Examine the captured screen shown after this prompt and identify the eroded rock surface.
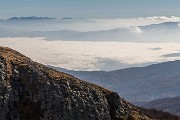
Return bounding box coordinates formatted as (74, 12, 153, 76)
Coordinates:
(0, 47, 149, 120)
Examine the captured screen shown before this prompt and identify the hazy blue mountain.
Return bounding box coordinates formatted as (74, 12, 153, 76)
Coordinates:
(140, 22, 180, 30)
(5, 16, 56, 21)
(136, 96, 180, 116)
(162, 53, 180, 58)
(61, 17, 73, 19)
(49, 60, 180, 102)
(0, 18, 180, 42)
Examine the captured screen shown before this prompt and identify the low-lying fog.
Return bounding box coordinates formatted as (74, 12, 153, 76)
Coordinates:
(0, 16, 180, 70)
(1, 38, 180, 71)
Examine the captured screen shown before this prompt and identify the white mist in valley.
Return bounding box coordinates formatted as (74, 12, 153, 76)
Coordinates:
(1, 37, 180, 71)
(0, 16, 180, 70)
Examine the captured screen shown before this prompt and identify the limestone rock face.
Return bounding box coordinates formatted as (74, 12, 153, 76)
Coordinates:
(0, 47, 149, 120)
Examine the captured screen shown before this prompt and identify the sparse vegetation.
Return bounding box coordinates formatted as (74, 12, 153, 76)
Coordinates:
(139, 107, 180, 120)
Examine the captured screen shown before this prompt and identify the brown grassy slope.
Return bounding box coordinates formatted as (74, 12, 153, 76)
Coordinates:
(138, 105, 180, 120)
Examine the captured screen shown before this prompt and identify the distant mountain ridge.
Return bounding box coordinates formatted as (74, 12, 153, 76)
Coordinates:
(50, 60, 180, 102)
(6, 16, 56, 21)
(137, 96, 180, 116)
(0, 20, 179, 42)
(140, 22, 180, 30)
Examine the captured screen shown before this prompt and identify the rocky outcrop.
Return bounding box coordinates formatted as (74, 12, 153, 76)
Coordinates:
(0, 47, 149, 120)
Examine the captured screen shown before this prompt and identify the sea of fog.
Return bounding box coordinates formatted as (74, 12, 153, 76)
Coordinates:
(0, 16, 180, 70)
(1, 38, 180, 71)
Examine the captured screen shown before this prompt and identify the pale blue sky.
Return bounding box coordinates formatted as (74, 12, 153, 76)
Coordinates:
(0, 0, 180, 19)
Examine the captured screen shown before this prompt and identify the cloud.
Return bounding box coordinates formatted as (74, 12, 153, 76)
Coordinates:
(129, 26, 143, 34)
(143, 16, 180, 21)
(178, 23, 180, 27)
(1, 38, 180, 71)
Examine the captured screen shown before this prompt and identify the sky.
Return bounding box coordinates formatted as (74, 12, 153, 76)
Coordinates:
(0, 0, 180, 19)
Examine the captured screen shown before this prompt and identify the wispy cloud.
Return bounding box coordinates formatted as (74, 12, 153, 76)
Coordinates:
(143, 16, 180, 21)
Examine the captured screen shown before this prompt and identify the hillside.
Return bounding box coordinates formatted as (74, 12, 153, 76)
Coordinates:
(51, 60, 180, 102)
(137, 96, 180, 116)
(139, 107, 180, 120)
(0, 47, 149, 120)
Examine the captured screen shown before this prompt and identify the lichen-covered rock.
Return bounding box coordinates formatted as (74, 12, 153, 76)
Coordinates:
(0, 47, 150, 120)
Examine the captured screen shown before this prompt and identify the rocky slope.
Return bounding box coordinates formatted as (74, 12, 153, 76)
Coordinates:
(0, 47, 149, 120)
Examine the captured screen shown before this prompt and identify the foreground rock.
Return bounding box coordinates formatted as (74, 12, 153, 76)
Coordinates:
(0, 47, 149, 120)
